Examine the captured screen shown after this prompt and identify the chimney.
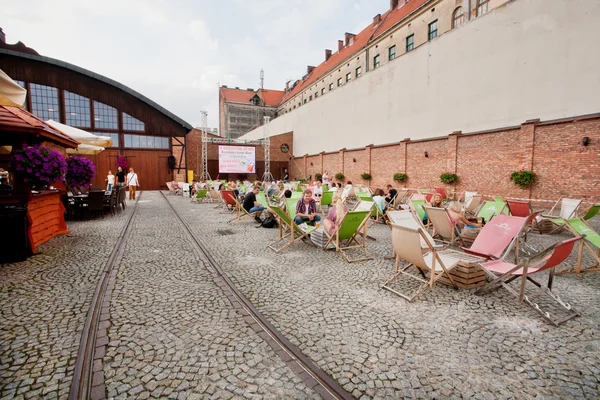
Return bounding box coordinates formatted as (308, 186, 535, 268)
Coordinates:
(390, 0, 399, 9)
(344, 32, 356, 46)
(235, 86, 239, 89)
(222, 85, 227, 88)
(285, 81, 290, 91)
(325, 49, 332, 61)
(338, 40, 343, 51)
(307, 65, 316, 75)
(373, 14, 381, 26)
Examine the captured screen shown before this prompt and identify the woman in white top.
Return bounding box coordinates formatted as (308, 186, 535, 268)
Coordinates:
(322, 170, 329, 186)
(105, 170, 115, 191)
(126, 168, 140, 200)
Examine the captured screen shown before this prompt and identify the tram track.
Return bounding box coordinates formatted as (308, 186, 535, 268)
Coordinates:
(159, 192, 352, 400)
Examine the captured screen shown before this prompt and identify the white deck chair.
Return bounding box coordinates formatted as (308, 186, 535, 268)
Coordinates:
(464, 194, 482, 216)
(542, 198, 583, 234)
(382, 224, 484, 302)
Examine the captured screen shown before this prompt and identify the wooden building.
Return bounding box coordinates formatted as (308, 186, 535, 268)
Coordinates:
(0, 34, 192, 190)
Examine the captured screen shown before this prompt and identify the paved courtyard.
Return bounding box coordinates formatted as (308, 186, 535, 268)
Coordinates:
(1, 191, 599, 399)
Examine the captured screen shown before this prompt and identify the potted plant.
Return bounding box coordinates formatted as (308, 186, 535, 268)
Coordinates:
(66, 156, 96, 188)
(361, 172, 372, 181)
(440, 173, 458, 184)
(510, 170, 536, 189)
(117, 156, 129, 171)
(11, 145, 67, 189)
(315, 173, 323, 181)
(393, 172, 408, 183)
(335, 172, 345, 181)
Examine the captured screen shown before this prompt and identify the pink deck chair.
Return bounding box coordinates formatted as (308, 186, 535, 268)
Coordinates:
(434, 187, 448, 200)
(476, 236, 583, 326)
(507, 200, 531, 217)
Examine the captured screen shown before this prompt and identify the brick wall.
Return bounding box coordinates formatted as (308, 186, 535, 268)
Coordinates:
(289, 114, 600, 202)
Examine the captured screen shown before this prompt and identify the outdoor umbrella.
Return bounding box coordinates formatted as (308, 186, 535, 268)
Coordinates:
(46, 119, 113, 148)
(66, 143, 105, 155)
(0, 69, 27, 107)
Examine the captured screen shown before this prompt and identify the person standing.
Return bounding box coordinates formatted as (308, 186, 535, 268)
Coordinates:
(106, 170, 115, 191)
(116, 167, 126, 187)
(322, 170, 329, 187)
(126, 167, 140, 200)
(283, 168, 289, 183)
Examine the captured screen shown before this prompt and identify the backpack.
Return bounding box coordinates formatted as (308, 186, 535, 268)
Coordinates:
(260, 215, 278, 228)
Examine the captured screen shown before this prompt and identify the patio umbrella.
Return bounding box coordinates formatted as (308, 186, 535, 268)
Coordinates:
(66, 143, 105, 155)
(45, 119, 113, 147)
(0, 69, 27, 108)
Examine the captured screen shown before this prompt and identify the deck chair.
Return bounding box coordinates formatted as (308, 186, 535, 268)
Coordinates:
(382, 224, 484, 302)
(285, 198, 318, 238)
(256, 192, 269, 208)
(229, 195, 253, 223)
(409, 199, 427, 224)
(542, 198, 582, 234)
(387, 210, 444, 255)
(461, 214, 528, 261)
(434, 187, 448, 200)
(581, 203, 600, 221)
(476, 237, 583, 326)
(220, 190, 237, 213)
(392, 189, 410, 209)
(464, 195, 482, 216)
(424, 206, 465, 246)
(493, 196, 504, 202)
(193, 189, 207, 203)
(319, 191, 334, 214)
(323, 210, 372, 263)
(476, 200, 508, 223)
(166, 182, 176, 195)
(559, 219, 600, 276)
(267, 204, 316, 252)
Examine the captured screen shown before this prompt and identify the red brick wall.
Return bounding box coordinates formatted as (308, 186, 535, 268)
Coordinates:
(289, 115, 600, 202)
(306, 154, 322, 180)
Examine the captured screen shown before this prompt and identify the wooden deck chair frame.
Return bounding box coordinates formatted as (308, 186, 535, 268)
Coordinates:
(475, 237, 583, 326)
(393, 189, 410, 209)
(166, 182, 177, 195)
(323, 210, 372, 263)
(267, 204, 315, 252)
(385, 210, 445, 259)
(229, 195, 255, 223)
(424, 206, 465, 247)
(464, 195, 482, 216)
(542, 198, 582, 234)
(559, 218, 600, 276)
(382, 224, 484, 302)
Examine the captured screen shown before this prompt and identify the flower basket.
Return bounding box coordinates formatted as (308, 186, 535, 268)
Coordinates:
(11, 145, 67, 189)
(335, 172, 345, 181)
(315, 173, 323, 181)
(361, 173, 372, 181)
(66, 156, 96, 188)
(117, 156, 129, 171)
(510, 170, 536, 189)
(393, 172, 408, 183)
(440, 173, 458, 184)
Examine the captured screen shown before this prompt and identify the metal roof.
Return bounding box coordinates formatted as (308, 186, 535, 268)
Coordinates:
(0, 48, 193, 131)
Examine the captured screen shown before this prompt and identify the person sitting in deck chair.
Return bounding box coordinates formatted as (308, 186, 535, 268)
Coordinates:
(427, 193, 444, 208)
(190, 180, 198, 197)
(324, 193, 347, 235)
(372, 189, 387, 214)
(384, 184, 397, 205)
(295, 188, 321, 226)
(447, 201, 472, 232)
(243, 186, 265, 223)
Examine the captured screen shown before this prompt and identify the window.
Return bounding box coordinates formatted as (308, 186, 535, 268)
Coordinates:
(14, 80, 27, 109)
(406, 34, 414, 52)
(123, 134, 169, 149)
(123, 112, 145, 131)
(373, 54, 380, 69)
(476, 0, 489, 16)
(356, 66, 362, 78)
(314, 92, 318, 99)
(453, 7, 466, 28)
(64, 91, 91, 128)
(93, 101, 118, 130)
(329, 83, 334, 91)
(30, 83, 59, 121)
(303, 99, 307, 104)
(388, 45, 396, 61)
(321, 88, 325, 95)
(428, 20, 438, 40)
(309, 95, 313, 101)
(95, 132, 119, 148)
(337, 78, 342, 87)
(346, 73, 351, 83)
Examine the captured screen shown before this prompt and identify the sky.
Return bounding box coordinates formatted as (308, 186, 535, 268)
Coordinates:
(3, 0, 387, 129)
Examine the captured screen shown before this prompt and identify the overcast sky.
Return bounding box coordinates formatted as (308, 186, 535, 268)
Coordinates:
(3, 0, 386, 128)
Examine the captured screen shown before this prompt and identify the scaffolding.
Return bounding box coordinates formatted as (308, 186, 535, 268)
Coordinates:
(200, 113, 273, 181)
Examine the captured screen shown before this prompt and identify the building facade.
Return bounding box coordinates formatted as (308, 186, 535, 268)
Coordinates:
(0, 31, 192, 190)
(218, 86, 284, 139)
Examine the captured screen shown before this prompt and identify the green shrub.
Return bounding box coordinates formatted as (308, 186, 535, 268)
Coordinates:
(335, 172, 345, 181)
(440, 173, 458, 184)
(315, 173, 323, 181)
(361, 172, 372, 180)
(393, 172, 408, 183)
(510, 170, 536, 189)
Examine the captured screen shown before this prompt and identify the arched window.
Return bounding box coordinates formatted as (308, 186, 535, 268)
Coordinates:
(452, 7, 466, 28)
(476, 0, 490, 17)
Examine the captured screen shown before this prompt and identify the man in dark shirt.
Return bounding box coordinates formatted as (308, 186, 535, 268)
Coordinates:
(116, 167, 126, 187)
(385, 184, 397, 204)
(243, 186, 265, 223)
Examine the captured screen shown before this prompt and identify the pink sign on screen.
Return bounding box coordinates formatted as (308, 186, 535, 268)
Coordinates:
(218, 145, 256, 173)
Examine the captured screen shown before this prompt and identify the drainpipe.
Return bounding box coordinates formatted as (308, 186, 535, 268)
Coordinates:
(468, 0, 472, 20)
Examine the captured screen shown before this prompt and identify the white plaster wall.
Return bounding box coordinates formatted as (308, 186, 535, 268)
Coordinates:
(240, 0, 600, 156)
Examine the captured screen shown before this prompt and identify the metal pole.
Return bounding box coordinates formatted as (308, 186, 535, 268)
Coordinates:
(261, 116, 273, 183)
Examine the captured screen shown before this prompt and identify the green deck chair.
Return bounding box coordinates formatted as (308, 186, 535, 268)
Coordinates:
(410, 199, 427, 223)
(194, 189, 207, 203)
(267, 204, 315, 252)
(582, 203, 600, 221)
(558, 218, 600, 276)
(290, 191, 303, 199)
(358, 193, 373, 202)
(323, 210, 373, 262)
(476, 201, 508, 222)
(320, 190, 334, 214)
(256, 192, 269, 208)
(493, 196, 504, 202)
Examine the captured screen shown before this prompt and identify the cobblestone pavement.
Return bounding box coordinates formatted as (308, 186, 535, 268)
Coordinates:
(102, 193, 317, 399)
(171, 195, 600, 399)
(0, 209, 132, 400)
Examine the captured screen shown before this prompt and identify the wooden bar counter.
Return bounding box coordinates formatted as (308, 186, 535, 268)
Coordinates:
(27, 191, 69, 254)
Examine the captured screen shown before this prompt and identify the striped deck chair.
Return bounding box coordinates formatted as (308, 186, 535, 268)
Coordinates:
(559, 218, 600, 276)
(476, 237, 583, 326)
(382, 223, 484, 302)
(323, 209, 372, 263)
(424, 206, 465, 247)
(476, 200, 508, 223)
(267, 204, 316, 252)
(542, 198, 582, 234)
